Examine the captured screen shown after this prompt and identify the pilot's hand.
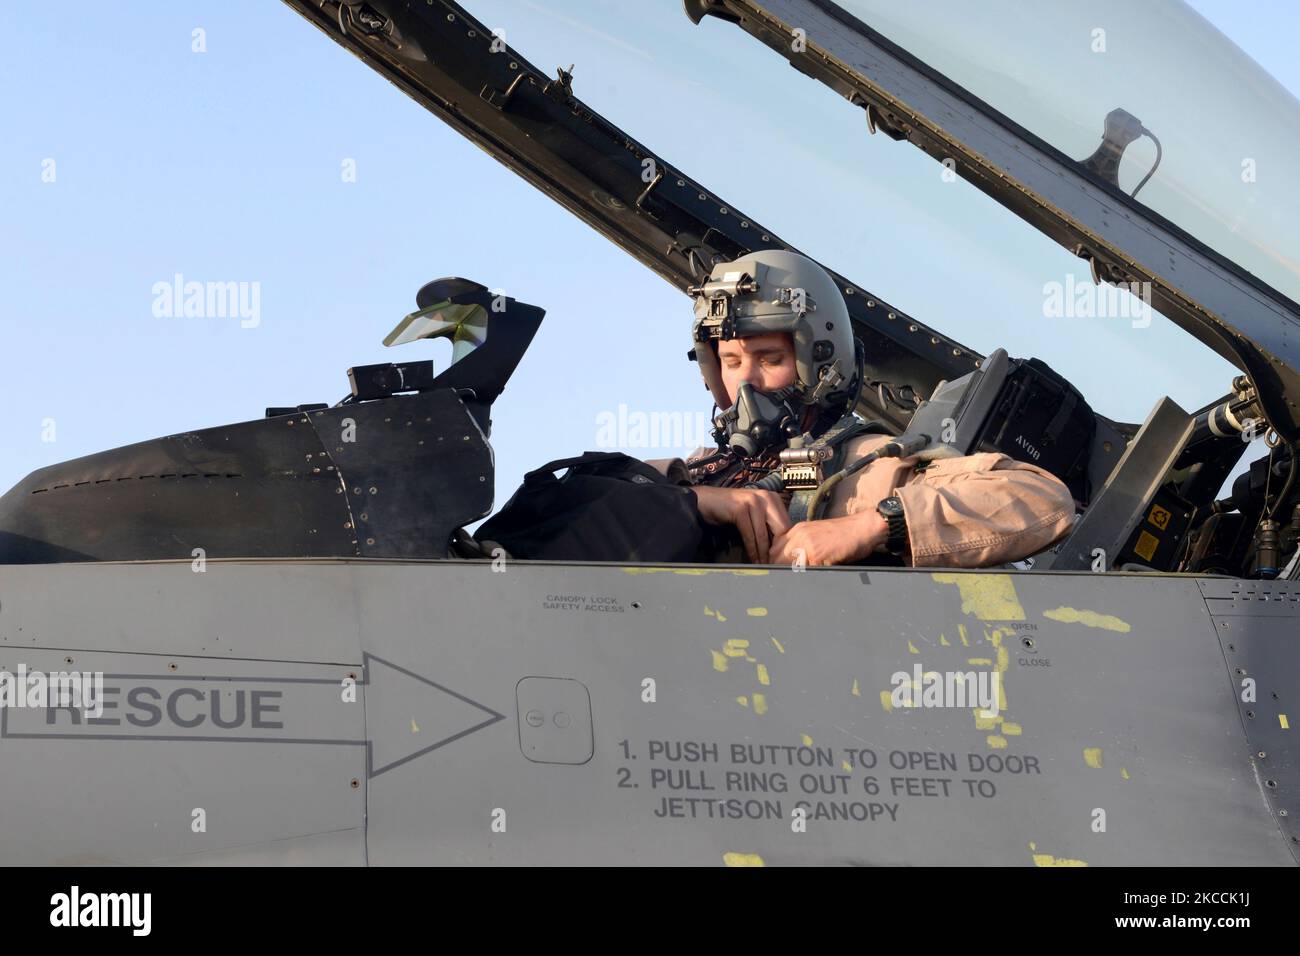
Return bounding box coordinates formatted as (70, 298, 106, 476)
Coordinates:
(690, 485, 792, 564)
(770, 512, 889, 567)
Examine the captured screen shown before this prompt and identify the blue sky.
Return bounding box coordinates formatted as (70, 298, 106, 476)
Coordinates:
(2, 0, 1296, 514)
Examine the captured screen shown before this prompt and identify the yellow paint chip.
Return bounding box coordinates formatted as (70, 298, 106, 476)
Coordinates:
(756, 663, 771, 686)
(770, 637, 785, 653)
(932, 572, 1026, 621)
(711, 650, 728, 672)
(879, 690, 894, 713)
(851, 678, 860, 697)
(1002, 722, 1022, 736)
(723, 638, 750, 657)
(1043, 606, 1131, 633)
(410, 718, 420, 734)
(753, 693, 768, 715)
(704, 606, 728, 622)
(801, 734, 813, 747)
(842, 760, 852, 772)
(736, 696, 749, 708)
(723, 852, 765, 867)
(958, 624, 970, 646)
(939, 634, 951, 646)
(1120, 767, 1131, 780)
(967, 657, 993, 666)
(908, 640, 920, 654)
(746, 607, 768, 617)
(1281, 714, 1291, 730)
(1083, 747, 1104, 769)
(973, 708, 1003, 730)
(986, 734, 1008, 749)
(1033, 853, 1088, 867)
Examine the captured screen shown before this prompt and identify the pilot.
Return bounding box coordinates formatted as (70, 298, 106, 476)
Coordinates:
(647, 249, 1077, 567)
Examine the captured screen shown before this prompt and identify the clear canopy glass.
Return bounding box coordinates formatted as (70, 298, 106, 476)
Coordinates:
(830, 0, 1300, 305)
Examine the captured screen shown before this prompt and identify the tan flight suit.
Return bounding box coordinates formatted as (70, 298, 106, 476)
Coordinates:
(648, 431, 1077, 568)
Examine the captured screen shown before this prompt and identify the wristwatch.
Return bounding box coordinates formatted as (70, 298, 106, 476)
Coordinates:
(876, 496, 909, 557)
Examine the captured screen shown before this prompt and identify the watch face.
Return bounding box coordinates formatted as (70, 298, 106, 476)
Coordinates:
(878, 496, 904, 517)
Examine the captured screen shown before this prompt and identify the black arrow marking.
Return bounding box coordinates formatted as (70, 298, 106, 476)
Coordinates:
(0, 652, 504, 779)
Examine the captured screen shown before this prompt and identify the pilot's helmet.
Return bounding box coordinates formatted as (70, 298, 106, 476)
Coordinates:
(689, 249, 860, 420)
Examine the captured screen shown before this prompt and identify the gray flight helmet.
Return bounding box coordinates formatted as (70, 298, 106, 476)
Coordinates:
(689, 250, 860, 417)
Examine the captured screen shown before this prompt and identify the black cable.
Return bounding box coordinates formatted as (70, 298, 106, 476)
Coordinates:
(1267, 441, 1297, 519)
(804, 450, 883, 518)
(1131, 129, 1162, 199)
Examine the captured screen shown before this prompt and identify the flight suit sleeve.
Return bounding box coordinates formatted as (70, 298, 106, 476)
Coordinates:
(828, 435, 1077, 568)
(644, 446, 715, 486)
(643, 456, 693, 485)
